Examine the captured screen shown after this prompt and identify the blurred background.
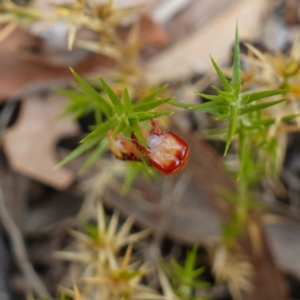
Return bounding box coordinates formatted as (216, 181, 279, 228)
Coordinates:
(0, 0, 300, 299)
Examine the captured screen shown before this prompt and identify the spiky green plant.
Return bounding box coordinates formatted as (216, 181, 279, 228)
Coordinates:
(55, 70, 173, 180)
(171, 26, 296, 246)
(173, 28, 289, 155)
(161, 245, 208, 300)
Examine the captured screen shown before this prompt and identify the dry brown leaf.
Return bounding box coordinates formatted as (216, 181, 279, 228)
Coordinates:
(0, 48, 101, 101)
(0, 25, 41, 52)
(0, 26, 106, 101)
(138, 12, 168, 47)
(145, 0, 271, 84)
(3, 93, 80, 190)
(0, 14, 168, 100)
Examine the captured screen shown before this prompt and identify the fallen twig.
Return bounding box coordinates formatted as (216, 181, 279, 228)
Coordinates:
(0, 184, 52, 298)
(0, 233, 10, 300)
(0, 89, 53, 298)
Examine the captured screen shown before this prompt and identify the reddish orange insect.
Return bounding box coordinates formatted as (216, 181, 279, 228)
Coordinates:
(108, 120, 189, 175)
(107, 129, 141, 161)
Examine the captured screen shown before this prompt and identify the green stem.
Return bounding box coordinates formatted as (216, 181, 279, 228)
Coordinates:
(237, 124, 246, 181)
(224, 105, 238, 155)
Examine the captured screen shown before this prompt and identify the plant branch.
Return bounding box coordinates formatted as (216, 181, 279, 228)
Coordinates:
(0, 184, 52, 298)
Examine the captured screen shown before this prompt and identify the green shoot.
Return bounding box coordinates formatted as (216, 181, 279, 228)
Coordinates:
(161, 245, 208, 300)
(171, 26, 290, 157)
(56, 71, 173, 176)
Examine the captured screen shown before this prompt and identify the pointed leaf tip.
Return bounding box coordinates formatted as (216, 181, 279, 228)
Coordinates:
(123, 87, 132, 112)
(232, 24, 241, 97)
(210, 56, 233, 93)
(99, 77, 124, 114)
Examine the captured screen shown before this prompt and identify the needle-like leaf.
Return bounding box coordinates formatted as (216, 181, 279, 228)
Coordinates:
(123, 87, 132, 112)
(282, 113, 300, 122)
(55, 136, 100, 169)
(111, 119, 127, 137)
(82, 117, 116, 141)
(211, 86, 233, 102)
(241, 89, 290, 104)
(198, 92, 225, 102)
(210, 56, 233, 93)
(204, 128, 228, 136)
(69, 69, 113, 117)
(169, 101, 195, 109)
(79, 138, 109, 173)
(232, 25, 241, 98)
(189, 101, 229, 115)
(99, 77, 124, 115)
(139, 85, 168, 103)
(133, 97, 173, 112)
(130, 120, 147, 148)
(135, 111, 173, 121)
(239, 99, 287, 115)
(121, 162, 155, 194)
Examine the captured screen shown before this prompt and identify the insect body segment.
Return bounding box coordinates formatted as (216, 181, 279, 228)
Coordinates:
(131, 119, 189, 175)
(107, 130, 141, 161)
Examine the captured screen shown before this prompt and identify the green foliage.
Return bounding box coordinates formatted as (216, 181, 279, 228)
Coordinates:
(204, 27, 297, 244)
(55, 137, 101, 169)
(171, 25, 298, 247)
(59, 292, 67, 300)
(111, 269, 145, 280)
(39, 293, 67, 300)
(56, 70, 173, 177)
(55, 24, 300, 264)
(79, 138, 109, 173)
(81, 220, 100, 241)
(218, 185, 266, 245)
(161, 245, 208, 300)
(171, 27, 290, 158)
(121, 161, 158, 194)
